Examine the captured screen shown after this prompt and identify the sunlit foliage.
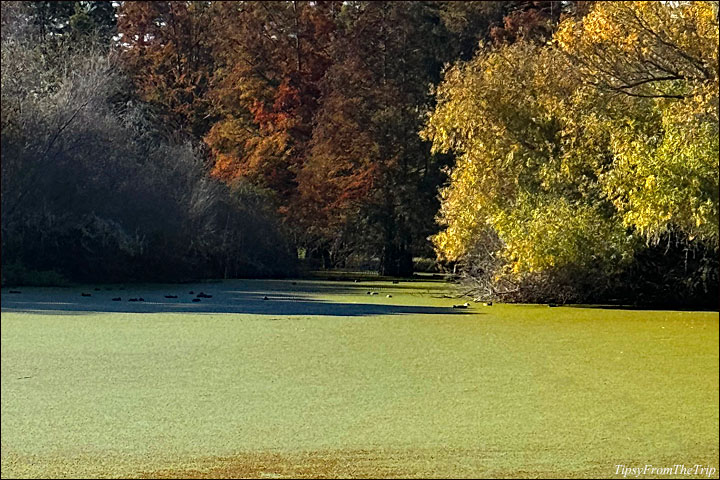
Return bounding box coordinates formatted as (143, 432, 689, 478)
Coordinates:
(424, 1, 718, 300)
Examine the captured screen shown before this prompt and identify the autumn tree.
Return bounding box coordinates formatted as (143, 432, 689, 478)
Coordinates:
(424, 1, 718, 305)
(115, 1, 521, 276)
(555, 1, 719, 245)
(117, 1, 216, 140)
(204, 1, 339, 219)
(298, 1, 508, 275)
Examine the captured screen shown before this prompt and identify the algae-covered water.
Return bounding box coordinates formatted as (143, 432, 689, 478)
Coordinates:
(1, 279, 718, 478)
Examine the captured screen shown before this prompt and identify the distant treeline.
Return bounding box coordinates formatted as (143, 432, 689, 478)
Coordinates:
(1, 2, 717, 308)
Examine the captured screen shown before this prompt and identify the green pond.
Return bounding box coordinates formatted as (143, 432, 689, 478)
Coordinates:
(1, 279, 718, 478)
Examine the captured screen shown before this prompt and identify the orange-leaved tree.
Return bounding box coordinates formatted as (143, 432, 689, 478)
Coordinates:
(117, 1, 216, 140)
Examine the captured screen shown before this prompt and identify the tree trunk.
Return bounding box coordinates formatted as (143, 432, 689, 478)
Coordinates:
(381, 243, 414, 277)
(380, 243, 397, 277)
(398, 247, 413, 277)
(321, 248, 331, 269)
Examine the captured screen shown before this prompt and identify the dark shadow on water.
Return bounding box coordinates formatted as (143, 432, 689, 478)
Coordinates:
(1, 281, 473, 317)
(0, 300, 472, 317)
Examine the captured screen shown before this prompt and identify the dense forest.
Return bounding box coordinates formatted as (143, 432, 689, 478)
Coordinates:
(1, 1, 717, 308)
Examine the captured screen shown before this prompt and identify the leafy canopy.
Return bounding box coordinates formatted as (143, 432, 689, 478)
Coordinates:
(424, 1, 718, 283)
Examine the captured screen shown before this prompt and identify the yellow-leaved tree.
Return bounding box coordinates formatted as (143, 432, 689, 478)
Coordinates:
(423, 1, 718, 304)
